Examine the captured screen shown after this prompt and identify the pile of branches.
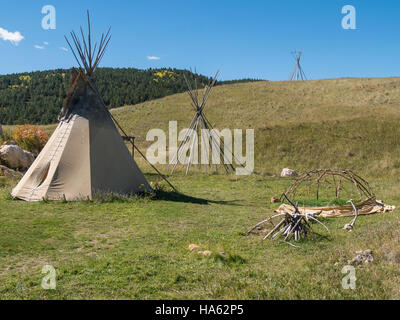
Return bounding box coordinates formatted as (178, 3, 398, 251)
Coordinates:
(248, 194, 330, 246)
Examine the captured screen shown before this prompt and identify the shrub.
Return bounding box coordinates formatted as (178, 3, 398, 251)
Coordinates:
(13, 124, 49, 154)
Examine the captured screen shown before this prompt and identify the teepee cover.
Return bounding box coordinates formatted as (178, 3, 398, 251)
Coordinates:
(11, 13, 150, 201)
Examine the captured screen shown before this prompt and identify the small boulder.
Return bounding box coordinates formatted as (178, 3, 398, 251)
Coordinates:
(280, 168, 298, 177)
(188, 244, 201, 251)
(349, 249, 374, 265)
(0, 144, 35, 170)
(271, 197, 280, 203)
(343, 223, 353, 232)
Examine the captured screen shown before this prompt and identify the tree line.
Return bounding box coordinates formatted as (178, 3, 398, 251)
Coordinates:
(0, 68, 260, 125)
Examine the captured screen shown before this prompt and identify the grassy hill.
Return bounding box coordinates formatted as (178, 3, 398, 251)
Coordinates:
(112, 77, 400, 178)
(1, 77, 400, 299)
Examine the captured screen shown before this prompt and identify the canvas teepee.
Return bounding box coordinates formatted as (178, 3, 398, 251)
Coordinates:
(11, 12, 151, 201)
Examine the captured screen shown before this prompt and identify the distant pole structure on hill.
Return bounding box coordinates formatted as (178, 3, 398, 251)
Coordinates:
(289, 50, 307, 81)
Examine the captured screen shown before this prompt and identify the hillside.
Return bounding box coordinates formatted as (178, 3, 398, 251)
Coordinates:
(0, 68, 259, 125)
(111, 77, 400, 178)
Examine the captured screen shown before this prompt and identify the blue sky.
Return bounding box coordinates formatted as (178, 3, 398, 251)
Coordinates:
(0, 0, 399, 80)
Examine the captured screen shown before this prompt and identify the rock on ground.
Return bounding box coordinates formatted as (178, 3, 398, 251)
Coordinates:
(188, 244, 201, 251)
(349, 249, 374, 265)
(271, 197, 280, 203)
(280, 168, 298, 177)
(0, 144, 35, 170)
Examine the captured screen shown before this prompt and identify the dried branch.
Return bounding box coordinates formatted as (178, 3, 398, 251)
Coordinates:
(280, 169, 374, 203)
(248, 193, 330, 246)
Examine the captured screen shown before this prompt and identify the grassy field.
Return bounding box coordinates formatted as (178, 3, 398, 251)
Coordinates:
(113, 77, 400, 177)
(1, 77, 400, 299)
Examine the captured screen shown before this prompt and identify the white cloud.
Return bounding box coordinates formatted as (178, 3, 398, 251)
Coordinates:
(43, 41, 49, 45)
(59, 47, 68, 52)
(0, 27, 24, 45)
(34, 44, 45, 50)
(147, 56, 160, 60)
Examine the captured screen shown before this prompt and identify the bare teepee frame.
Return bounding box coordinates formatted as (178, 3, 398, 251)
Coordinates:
(289, 50, 307, 81)
(65, 11, 177, 192)
(169, 71, 238, 175)
(64, 12, 111, 77)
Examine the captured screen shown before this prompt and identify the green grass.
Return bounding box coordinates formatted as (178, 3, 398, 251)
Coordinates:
(1, 173, 400, 299)
(1, 77, 400, 299)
